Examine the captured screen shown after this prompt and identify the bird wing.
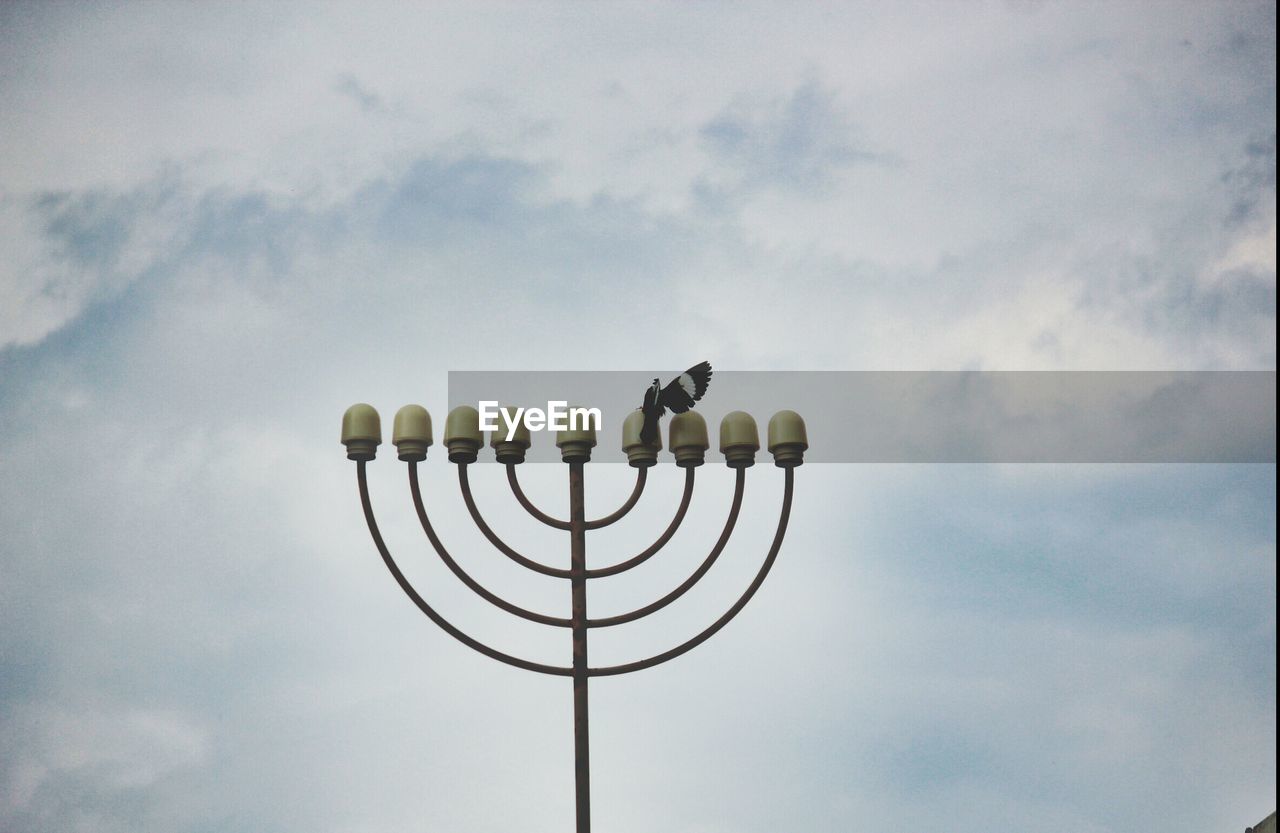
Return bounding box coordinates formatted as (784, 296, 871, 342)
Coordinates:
(642, 383, 665, 418)
(658, 361, 712, 413)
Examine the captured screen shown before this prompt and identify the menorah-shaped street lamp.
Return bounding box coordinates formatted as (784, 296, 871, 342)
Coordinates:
(341, 400, 807, 833)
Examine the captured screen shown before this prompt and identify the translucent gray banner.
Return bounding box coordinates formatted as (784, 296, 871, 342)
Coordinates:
(447, 371, 1275, 464)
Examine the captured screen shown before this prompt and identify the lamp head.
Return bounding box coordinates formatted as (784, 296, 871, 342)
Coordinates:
(719, 410, 760, 469)
(668, 411, 709, 468)
(392, 405, 432, 462)
(489, 405, 532, 464)
(443, 405, 484, 464)
(621, 409, 661, 468)
(767, 410, 807, 467)
(341, 404, 381, 461)
(556, 404, 597, 464)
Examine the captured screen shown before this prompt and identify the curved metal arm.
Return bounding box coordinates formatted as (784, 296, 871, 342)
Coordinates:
(587, 468, 742, 626)
(356, 461, 572, 677)
(410, 463, 571, 627)
(459, 465, 572, 579)
(588, 466, 793, 677)
(506, 464, 572, 530)
(505, 464, 647, 531)
(585, 468, 695, 579)
(584, 468, 646, 530)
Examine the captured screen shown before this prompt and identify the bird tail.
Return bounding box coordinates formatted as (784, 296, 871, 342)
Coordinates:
(640, 409, 660, 446)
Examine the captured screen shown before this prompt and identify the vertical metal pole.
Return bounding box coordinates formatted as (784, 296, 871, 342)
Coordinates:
(568, 462, 590, 833)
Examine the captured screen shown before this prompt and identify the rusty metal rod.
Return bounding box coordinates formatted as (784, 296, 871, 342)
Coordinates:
(568, 462, 591, 833)
(508, 465, 648, 531)
(507, 464, 573, 529)
(587, 467, 743, 628)
(409, 462, 571, 627)
(357, 460, 572, 677)
(584, 468, 695, 579)
(459, 464, 573, 578)
(587, 466, 793, 677)
(584, 468, 646, 530)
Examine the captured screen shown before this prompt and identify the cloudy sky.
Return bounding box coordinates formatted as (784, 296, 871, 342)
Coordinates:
(0, 2, 1274, 831)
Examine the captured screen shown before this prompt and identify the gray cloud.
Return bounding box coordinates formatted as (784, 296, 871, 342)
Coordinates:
(697, 81, 893, 204)
(1224, 133, 1276, 227)
(333, 73, 384, 114)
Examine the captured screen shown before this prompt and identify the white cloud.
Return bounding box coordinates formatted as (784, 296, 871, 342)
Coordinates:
(3, 705, 207, 811)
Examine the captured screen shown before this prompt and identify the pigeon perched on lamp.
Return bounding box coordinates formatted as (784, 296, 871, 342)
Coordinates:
(638, 361, 713, 446)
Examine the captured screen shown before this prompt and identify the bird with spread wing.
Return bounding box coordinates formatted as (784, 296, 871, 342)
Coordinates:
(638, 361, 713, 446)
